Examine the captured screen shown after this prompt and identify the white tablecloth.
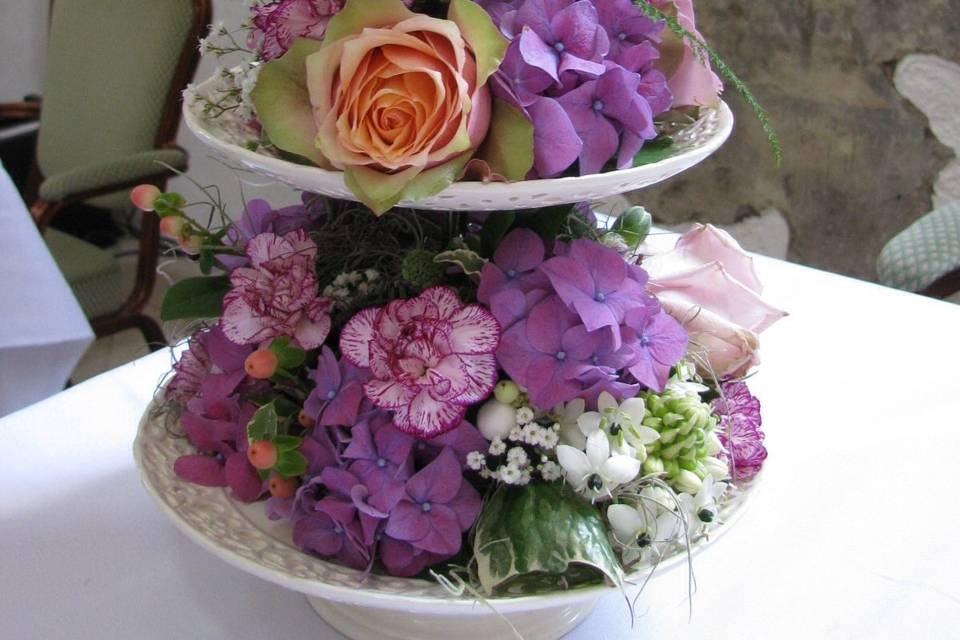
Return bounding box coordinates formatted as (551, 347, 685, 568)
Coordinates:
(2, 254, 959, 639)
(0, 162, 93, 416)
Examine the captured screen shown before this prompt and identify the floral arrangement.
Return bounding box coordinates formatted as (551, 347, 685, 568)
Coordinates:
(149, 0, 785, 602)
(191, 0, 779, 215)
(140, 173, 785, 592)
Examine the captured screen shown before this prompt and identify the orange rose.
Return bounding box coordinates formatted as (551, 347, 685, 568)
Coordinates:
(252, 0, 506, 213)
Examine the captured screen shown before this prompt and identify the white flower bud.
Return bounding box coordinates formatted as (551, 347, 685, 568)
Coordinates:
(674, 469, 704, 494)
(477, 399, 516, 441)
(703, 457, 730, 480)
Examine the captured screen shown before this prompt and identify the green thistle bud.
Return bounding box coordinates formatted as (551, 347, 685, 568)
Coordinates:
(401, 249, 445, 289)
(641, 390, 722, 493)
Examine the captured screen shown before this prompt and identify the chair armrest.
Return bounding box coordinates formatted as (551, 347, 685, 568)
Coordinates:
(0, 100, 41, 122)
(38, 148, 187, 202)
(877, 201, 960, 295)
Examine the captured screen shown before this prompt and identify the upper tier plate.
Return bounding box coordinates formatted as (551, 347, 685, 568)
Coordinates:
(184, 75, 733, 211)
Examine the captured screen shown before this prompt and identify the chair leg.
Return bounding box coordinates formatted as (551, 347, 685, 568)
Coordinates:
(132, 314, 167, 352)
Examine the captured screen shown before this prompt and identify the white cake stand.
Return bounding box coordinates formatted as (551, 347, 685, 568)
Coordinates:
(183, 74, 733, 212)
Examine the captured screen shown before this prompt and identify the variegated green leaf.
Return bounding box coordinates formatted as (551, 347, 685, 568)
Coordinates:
(474, 483, 623, 596)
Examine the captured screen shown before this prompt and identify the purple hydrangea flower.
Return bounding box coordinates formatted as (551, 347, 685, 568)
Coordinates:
(711, 380, 767, 482)
(413, 419, 489, 468)
(486, 0, 673, 177)
(383, 448, 481, 555)
(593, 0, 663, 67)
(343, 415, 415, 496)
(540, 238, 651, 348)
(505, 0, 609, 81)
(477, 227, 549, 305)
(293, 505, 370, 570)
(303, 346, 373, 427)
(173, 380, 265, 503)
(497, 296, 597, 409)
(167, 323, 254, 404)
(622, 306, 689, 392)
(555, 63, 657, 174)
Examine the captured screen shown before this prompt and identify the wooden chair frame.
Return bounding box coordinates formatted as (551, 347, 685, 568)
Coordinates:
(0, 0, 212, 350)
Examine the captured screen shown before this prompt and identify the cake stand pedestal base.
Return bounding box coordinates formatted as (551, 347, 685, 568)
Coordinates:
(307, 594, 599, 640)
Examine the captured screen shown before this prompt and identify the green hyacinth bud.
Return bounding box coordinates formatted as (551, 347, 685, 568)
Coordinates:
(641, 390, 721, 493)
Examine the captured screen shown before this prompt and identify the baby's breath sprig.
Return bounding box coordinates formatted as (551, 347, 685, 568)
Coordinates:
(634, 0, 783, 166)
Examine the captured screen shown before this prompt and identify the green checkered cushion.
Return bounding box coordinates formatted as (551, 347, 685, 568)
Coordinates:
(44, 228, 125, 319)
(877, 201, 960, 292)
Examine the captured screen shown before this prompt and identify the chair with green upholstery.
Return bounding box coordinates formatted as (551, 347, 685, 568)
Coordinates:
(877, 201, 960, 298)
(0, 0, 211, 348)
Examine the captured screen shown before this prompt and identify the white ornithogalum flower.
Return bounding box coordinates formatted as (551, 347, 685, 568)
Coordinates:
(553, 398, 587, 448)
(477, 399, 516, 441)
(666, 360, 710, 398)
(607, 488, 684, 565)
(677, 475, 728, 535)
(466, 451, 486, 471)
(515, 406, 535, 425)
(506, 447, 528, 467)
(364, 268, 380, 281)
(488, 438, 506, 456)
(578, 392, 658, 458)
(540, 460, 563, 482)
(556, 431, 641, 501)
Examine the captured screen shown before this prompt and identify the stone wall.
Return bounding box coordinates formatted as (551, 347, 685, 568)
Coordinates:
(634, 0, 960, 281)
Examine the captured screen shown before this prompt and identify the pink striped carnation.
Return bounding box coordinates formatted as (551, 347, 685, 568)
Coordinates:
(339, 287, 501, 439)
(222, 230, 331, 349)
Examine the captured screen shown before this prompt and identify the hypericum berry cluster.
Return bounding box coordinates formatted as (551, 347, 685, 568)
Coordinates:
(321, 269, 380, 310)
(470, 380, 563, 486)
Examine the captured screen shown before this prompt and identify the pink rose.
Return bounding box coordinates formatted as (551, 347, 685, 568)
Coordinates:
(651, 0, 723, 107)
(222, 230, 332, 349)
(339, 287, 501, 438)
(251, 0, 507, 214)
(642, 224, 786, 377)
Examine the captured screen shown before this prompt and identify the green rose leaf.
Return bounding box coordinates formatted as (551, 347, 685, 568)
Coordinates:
(474, 99, 534, 183)
(633, 136, 675, 167)
(247, 402, 279, 443)
(473, 483, 624, 596)
(448, 0, 508, 87)
(160, 276, 230, 321)
(345, 153, 472, 215)
(322, 0, 414, 44)
(250, 38, 328, 167)
(434, 248, 487, 276)
(275, 449, 308, 478)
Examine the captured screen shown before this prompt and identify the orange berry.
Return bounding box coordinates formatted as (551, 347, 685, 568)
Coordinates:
(269, 474, 298, 499)
(159, 215, 186, 238)
(298, 409, 316, 428)
(131, 184, 161, 211)
(244, 349, 279, 379)
(247, 440, 278, 470)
